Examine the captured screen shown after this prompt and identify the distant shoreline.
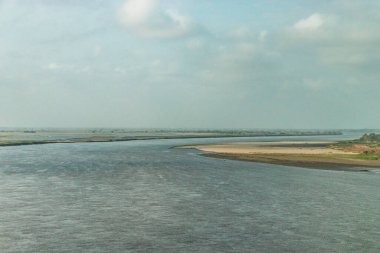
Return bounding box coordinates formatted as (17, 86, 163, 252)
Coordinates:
(0, 131, 342, 147)
(183, 141, 380, 171)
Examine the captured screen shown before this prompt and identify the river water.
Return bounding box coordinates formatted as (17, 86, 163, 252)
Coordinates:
(0, 135, 379, 252)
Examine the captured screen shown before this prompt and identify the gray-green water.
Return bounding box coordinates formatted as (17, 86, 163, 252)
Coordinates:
(1, 136, 379, 252)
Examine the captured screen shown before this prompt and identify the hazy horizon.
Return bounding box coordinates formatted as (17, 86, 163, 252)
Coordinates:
(1, 0, 379, 129)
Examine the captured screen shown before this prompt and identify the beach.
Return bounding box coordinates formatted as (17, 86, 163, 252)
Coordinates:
(185, 141, 380, 170)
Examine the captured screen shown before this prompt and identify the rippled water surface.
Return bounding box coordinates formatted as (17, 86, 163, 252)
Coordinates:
(1, 136, 379, 252)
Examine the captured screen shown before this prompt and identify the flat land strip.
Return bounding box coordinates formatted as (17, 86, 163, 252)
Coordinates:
(0, 130, 341, 147)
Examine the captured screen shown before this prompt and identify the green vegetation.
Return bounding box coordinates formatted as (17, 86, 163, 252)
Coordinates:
(336, 133, 380, 147)
(0, 140, 50, 146)
(359, 133, 380, 145)
(353, 153, 379, 160)
(320, 153, 379, 160)
(0, 135, 15, 138)
(248, 153, 379, 161)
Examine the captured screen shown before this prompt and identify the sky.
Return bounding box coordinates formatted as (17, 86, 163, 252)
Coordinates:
(0, 0, 379, 129)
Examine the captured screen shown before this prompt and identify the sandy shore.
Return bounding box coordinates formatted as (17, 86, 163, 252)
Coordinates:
(185, 141, 380, 171)
(189, 141, 356, 155)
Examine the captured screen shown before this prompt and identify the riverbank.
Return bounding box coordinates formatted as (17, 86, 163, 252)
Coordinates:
(0, 129, 342, 147)
(184, 141, 380, 171)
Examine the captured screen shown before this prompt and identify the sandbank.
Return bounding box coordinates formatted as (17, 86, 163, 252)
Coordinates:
(185, 141, 380, 171)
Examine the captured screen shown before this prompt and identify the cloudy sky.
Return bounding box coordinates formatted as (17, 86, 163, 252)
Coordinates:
(0, 0, 379, 129)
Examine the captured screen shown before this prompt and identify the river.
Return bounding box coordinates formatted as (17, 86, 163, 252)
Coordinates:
(0, 134, 379, 252)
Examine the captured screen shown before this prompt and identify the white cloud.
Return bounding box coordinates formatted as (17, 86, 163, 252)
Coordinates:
(186, 38, 204, 50)
(80, 66, 91, 73)
(303, 78, 323, 91)
(47, 63, 60, 70)
(119, 0, 193, 38)
(293, 13, 325, 31)
(231, 26, 252, 38)
(114, 67, 126, 74)
(259, 30, 268, 42)
(318, 47, 371, 66)
(94, 45, 102, 57)
(45, 63, 95, 74)
(119, 0, 156, 26)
